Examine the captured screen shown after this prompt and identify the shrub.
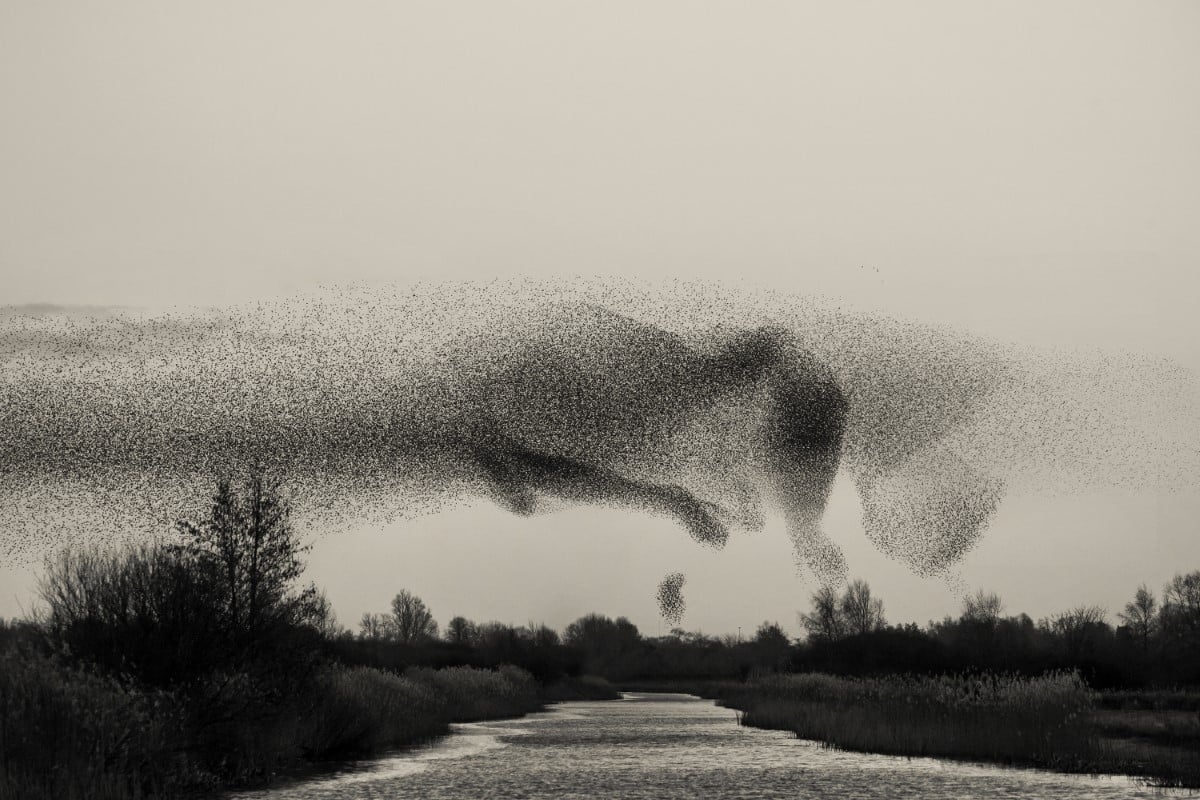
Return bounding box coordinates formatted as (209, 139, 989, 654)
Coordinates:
(0, 649, 208, 799)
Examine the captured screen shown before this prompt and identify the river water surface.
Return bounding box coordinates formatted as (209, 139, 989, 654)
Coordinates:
(236, 693, 1186, 799)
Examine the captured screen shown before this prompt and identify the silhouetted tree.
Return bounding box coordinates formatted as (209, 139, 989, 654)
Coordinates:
(445, 615, 476, 645)
(308, 590, 345, 639)
(800, 585, 844, 642)
(36, 473, 325, 688)
(1118, 584, 1157, 654)
(1160, 571, 1200, 682)
(751, 620, 792, 672)
(37, 542, 225, 685)
(1046, 605, 1111, 664)
(176, 473, 319, 655)
(527, 622, 561, 648)
(359, 612, 394, 641)
(961, 590, 1004, 625)
(390, 590, 438, 643)
(564, 614, 643, 678)
(840, 579, 886, 636)
(1161, 571, 1200, 635)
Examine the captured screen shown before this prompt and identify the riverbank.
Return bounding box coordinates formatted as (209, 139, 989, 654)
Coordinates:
(0, 646, 617, 799)
(621, 674, 1200, 789)
(231, 691, 1179, 800)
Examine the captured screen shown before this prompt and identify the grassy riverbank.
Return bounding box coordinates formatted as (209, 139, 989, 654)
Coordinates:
(626, 674, 1200, 789)
(0, 646, 615, 799)
(0, 474, 627, 799)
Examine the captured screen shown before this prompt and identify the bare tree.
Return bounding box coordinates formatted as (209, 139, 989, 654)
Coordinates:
(800, 584, 844, 642)
(961, 589, 1004, 624)
(1161, 571, 1200, 636)
(1048, 605, 1109, 661)
(1118, 584, 1157, 652)
(390, 590, 438, 643)
(307, 589, 345, 639)
(358, 611, 394, 641)
(1050, 605, 1107, 631)
(36, 542, 226, 684)
(840, 579, 886, 636)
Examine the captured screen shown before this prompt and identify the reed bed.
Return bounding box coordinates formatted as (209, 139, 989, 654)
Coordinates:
(719, 672, 1200, 787)
(404, 664, 541, 722)
(0, 650, 205, 799)
(0, 653, 548, 798)
(298, 666, 450, 757)
(730, 672, 1098, 768)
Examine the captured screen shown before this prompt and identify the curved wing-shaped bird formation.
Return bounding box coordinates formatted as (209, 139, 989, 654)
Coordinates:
(2, 280, 1196, 619)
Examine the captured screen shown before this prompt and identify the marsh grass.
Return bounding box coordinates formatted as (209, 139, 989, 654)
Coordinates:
(729, 671, 1099, 767)
(731, 672, 1096, 767)
(717, 672, 1200, 788)
(403, 664, 541, 722)
(0, 649, 208, 799)
(0, 653, 548, 798)
(300, 665, 525, 756)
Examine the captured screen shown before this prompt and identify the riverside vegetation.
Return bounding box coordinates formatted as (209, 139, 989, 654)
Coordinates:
(619, 579, 1200, 790)
(705, 672, 1200, 789)
(3, 474, 1198, 795)
(0, 476, 616, 799)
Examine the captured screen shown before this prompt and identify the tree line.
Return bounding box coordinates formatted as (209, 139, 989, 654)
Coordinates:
(789, 576, 1200, 688)
(324, 569, 1200, 690)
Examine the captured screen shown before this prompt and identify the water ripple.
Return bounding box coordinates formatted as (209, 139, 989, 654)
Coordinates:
(234, 693, 1189, 799)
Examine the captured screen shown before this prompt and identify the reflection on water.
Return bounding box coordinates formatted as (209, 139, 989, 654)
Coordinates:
(235, 693, 1186, 799)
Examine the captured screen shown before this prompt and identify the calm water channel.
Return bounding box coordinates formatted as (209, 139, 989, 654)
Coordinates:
(235, 693, 1187, 799)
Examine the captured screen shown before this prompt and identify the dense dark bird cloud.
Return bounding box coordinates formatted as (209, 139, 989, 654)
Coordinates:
(2, 280, 1197, 607)
(656, 573, 686, 626)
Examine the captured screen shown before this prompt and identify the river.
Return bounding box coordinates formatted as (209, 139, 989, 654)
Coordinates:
(235, 693, 1185, 799)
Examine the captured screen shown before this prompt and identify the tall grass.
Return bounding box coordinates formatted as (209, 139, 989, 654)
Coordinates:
(727, 672, 1099, 769)
(404, 664, 540, 722)
(299, 666, 455, 757)
(302, 664, 543, 755)
(631, 673, 1200, 788)
(0, 649, 209, 799)
(0, 654, 548, 798)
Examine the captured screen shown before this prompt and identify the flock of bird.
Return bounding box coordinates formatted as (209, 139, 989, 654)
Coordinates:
(2, 279, 1195, 620)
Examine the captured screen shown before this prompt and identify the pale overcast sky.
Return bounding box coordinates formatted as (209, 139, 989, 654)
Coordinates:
(2, 2, 1198, 634)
